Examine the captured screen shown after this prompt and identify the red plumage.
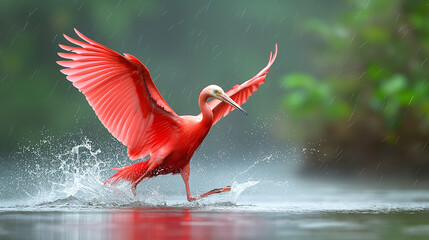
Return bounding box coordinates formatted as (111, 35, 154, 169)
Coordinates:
(57, 28, 277, 201)
(206, 48, 277, 125)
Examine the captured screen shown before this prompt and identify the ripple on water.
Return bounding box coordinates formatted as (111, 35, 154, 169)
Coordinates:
(2, 139, 429, 215)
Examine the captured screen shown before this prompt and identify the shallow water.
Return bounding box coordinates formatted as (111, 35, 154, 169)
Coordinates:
(1, 140, 429, 239)
(2, 182, 429, 240)
(1, 193, 429, 240)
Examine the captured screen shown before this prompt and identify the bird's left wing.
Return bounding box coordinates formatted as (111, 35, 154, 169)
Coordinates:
(207, 45, 277, 125)
(57, 29, 180, 160)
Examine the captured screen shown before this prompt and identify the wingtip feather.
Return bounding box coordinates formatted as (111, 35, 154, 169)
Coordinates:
(74, 28, 89, 43)
(59, 44, 72, 51)
(57, 52, 73, 59)
(63, 34, 75, 44)
(59, 68, 68, 75)
(56, 61, 66, 68)
(56, 60, 69, 67)
(272, 44, 278, 62)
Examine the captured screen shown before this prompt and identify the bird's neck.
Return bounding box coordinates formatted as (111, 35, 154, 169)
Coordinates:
(198, 90, 213, 126)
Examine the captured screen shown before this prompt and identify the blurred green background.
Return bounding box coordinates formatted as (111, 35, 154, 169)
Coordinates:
(0, 0, 428, 178)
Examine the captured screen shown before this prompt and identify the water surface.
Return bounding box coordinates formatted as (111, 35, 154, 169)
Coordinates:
(1, 141, 428, 239)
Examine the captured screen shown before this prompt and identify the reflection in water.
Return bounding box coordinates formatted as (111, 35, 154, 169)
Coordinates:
(110, 208, 263, 240)
(1, 207, 429, 239)
(1, 142, 429, 239)
(111, 209, 193, 240)
(0, 208, 264, 240)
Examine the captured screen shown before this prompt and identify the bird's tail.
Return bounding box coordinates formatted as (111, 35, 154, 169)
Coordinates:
(104, 159, 151, 186)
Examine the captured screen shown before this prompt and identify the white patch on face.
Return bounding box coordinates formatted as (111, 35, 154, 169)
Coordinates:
(207, 85, 224, 98)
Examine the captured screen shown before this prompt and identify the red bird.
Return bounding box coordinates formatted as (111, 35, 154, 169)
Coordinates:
(57, 29, 277, 201)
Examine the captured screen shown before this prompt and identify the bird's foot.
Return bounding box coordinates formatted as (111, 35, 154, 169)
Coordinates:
(215, 186, 231, 193)
(187, 196, 199, 202)
(191, 185, 232, 201)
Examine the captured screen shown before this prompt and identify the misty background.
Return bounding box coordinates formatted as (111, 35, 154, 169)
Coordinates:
(1, 0, 428, 182)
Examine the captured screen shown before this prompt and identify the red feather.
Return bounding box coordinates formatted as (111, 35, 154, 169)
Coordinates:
(57, 29, 277, 200)
(206, 44, 278, 125)
(57, 28, 179, 160)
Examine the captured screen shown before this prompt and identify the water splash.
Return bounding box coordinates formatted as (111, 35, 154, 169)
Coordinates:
(232, 154, 273, 183)
(4, 138, 263, 210)
(229, 181, 259, 202)
(12, 138, 141, 209)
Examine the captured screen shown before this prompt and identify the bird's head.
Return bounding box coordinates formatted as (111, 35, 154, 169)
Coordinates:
(207, 85, 247, 115)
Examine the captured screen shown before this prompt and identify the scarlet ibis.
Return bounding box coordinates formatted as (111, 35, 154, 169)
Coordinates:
(57, 29, 277, 201)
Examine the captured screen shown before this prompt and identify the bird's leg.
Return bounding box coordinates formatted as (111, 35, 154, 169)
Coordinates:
(131, 158, 162, 197)
(131, 184, 137, 197)
(181, 164, 231, 202)
(181, 164, 197, 202)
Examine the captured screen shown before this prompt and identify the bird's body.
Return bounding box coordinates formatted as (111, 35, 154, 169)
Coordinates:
(58, 29, 277, 201)
(115, 114, 210, 183)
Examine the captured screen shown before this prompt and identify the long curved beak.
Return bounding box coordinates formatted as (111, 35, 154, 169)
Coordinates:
(219, 93, 247, 115)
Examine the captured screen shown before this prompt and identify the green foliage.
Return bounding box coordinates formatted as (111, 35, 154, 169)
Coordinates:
(282, 73, 350, 120)
(281, 0, 429, 141)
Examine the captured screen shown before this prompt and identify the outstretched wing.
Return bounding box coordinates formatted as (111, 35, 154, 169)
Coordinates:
(57, 28, 180, 160)
(207, 44, 277, 125)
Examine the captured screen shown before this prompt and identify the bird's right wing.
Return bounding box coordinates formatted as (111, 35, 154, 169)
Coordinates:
(207, 45, 277, 125)
(57, 29, 180, 160)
